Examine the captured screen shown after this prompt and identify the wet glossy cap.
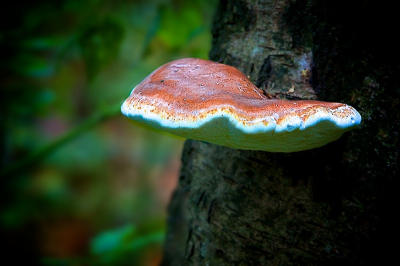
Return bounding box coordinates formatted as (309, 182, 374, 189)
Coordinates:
(121, 58, 361, 152)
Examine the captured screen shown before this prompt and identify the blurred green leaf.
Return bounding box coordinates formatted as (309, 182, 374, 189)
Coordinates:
(1, 103, 121, 178)
(91, 224, 136, 254)
(90, 224, 164, 264)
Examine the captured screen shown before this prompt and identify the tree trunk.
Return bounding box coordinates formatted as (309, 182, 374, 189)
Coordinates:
(162, 0, 399, 265)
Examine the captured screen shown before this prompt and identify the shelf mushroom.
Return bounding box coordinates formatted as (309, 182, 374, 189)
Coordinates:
(121, 58, 361, 152)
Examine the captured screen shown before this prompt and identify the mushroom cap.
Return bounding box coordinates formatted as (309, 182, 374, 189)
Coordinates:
(121, 58, 361, 152)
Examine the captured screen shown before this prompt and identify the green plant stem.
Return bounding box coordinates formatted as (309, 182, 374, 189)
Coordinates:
(0, 102, 122, 178)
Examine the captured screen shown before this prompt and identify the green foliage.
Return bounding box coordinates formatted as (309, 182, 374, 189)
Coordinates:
(1, 0, 217, 264)
(90, 224, 164, 265)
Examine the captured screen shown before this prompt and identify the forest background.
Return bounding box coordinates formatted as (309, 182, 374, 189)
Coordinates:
(0, 0, 218, 265)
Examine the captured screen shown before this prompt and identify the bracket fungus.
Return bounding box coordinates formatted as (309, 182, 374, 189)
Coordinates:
(121, 58, 361, 152)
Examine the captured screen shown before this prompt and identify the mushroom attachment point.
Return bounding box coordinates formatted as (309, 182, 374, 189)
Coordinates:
(121, 58, 361, 152)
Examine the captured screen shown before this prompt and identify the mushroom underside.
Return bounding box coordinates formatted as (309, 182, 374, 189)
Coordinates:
(122, 106, 357, 152)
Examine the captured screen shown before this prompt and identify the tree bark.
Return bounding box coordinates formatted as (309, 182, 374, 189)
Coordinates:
(162, 0, 399, 265)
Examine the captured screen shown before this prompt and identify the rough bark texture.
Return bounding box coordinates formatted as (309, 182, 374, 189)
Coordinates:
(162, 0, 399, 265)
